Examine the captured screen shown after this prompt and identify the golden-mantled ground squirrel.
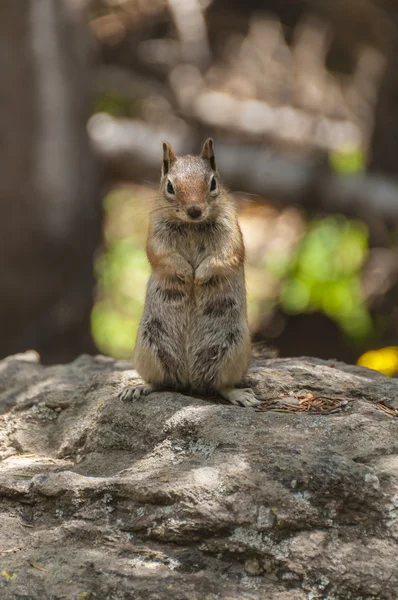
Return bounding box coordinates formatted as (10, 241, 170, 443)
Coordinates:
(119, 139, 260, 407)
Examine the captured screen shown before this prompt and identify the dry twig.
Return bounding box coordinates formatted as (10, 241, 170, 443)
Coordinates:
(30, 563, 49, 573)
(375, 403, 398, 416)
(0, 545, 25, 555)
(256, 392, 351, 414)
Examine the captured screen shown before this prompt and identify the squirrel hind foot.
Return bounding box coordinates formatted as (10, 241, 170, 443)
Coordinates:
(119, 384, 153, 402)
(219, 387, 261, 408)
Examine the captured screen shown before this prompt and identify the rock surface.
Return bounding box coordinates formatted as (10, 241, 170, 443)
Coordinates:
(0, 351, 398, 600)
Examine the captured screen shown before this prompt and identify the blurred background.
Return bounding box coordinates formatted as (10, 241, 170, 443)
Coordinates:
(2, 0, 398, 375)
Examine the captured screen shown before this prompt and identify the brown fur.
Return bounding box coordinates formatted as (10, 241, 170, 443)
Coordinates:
(118, 139, 259, 407)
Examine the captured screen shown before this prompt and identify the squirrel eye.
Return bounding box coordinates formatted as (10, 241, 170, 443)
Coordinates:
(210, 176, 217, 192)
(167, 180, 175, 195)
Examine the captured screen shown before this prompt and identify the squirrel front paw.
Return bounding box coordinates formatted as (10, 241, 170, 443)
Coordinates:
(175, 263, 194, 282)
(194, 261, 215, 285)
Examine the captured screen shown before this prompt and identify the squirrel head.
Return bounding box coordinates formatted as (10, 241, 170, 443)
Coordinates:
(159, 139, 224, 223)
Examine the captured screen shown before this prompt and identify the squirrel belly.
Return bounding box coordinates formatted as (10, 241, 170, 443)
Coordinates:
(119, 138, 260, 408)
(133, 244, 251, 395)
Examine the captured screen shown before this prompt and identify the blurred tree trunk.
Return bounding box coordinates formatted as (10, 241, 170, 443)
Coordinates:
(0, 0, 101, 364)
(367, 25, 398, 347)
(368, 29, 398, 177)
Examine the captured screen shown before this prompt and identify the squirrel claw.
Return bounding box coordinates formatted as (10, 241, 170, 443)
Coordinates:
(219, 387, 260, 408)
(195, 275, 210, 286)
(175, 269, 193, 283)
(119, 384, 153, 402)
(176, 274, 188, 283)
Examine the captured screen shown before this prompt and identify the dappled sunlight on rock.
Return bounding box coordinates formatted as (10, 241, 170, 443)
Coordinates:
(1, 353, 398, 597)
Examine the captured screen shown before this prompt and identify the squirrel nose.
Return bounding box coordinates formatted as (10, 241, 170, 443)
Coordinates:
(187, 205, 202, 220)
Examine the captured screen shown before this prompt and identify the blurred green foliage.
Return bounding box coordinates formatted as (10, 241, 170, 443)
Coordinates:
(91, 187, 150, 358)
(91, 239, 149, 358)
(268, 217, 372, 340)
(94, 92, 142, 118)
(329, 144, 365, 175)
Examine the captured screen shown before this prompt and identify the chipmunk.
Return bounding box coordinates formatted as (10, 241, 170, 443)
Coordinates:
(119, 139, 260, 407)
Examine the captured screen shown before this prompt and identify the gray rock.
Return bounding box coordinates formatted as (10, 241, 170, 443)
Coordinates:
(0, 352, 397, 599)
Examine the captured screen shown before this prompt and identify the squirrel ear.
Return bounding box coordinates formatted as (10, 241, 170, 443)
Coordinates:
(201, 138, 216, 171)
(162, 141, 177, 175)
